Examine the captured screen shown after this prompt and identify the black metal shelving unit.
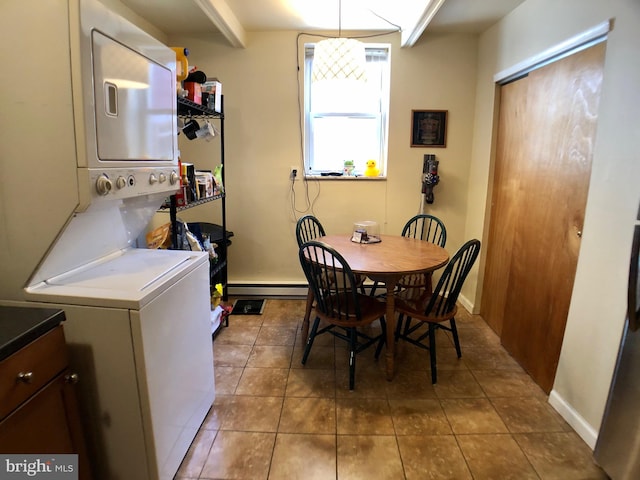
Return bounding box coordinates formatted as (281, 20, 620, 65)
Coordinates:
(170, 96, 229, 308)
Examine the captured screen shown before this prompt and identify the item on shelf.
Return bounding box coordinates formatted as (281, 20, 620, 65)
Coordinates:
(196, 171, 214, 199)
(185, 70, 207, 83)
(195, 120, 216, 141)
(211, 283, 224, 308)
(181, 163, 197, 202)
(146, 223, 172, 249)
(202, 79, 222, 113)
(213, 164, 224, 195)
(184, 81, 202, 104)
(182, 118, 200, 139)
(170, 46, 189, 83)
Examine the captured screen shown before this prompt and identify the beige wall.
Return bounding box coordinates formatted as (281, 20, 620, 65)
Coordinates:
(468, 0, 640, 448)
(164, 30, 479, 296)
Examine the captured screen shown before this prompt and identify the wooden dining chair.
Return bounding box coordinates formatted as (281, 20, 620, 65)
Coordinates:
(394, 239, 481, 384)
(296, 215, 366, 340)
(299, 240, 387, 390)
(370, 214, 447, 296)
(296, 215, 327, 339)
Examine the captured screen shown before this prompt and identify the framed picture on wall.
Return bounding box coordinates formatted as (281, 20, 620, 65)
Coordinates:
(411, 110, 448, 147)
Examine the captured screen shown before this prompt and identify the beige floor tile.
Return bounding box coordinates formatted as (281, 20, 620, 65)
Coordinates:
(227, 313, 264, 327)
(337, 435, 404, 480)
(334, 363, 389, 398)
(384, 369, 438, 400)
(285, 368, 336, 397)
(278, 397, 336, 434)
(214, 325, 261, 345)
(389, 398, 452, 435)
(200, 430, 275, 480)
(457, 434, 539, 479)
(213, 343, 252, 367)
(219, 395, 283, 432)
(235, 367, 289, 396)
(440, 398, 509, 434)
(336, 398, 395, 435)
(247, 345, 294, 368)
(181, 299, 599, 480)
(515, 432, 608, 479)
(269, 433, 336, 480)
(255, 326, 298, 346)
(491, 396, 570, 433)
(201, 395, 233, 431)
(462, 346, 523, 371)
(214, 366, 243, 395)
(175, 429, 215, 478)
(472, 369, 547, 398)
(397, 434, 473, 480)
(454, 324, 502, 349)
(433, 369, 486, 398)
(291, 345, 336, 369)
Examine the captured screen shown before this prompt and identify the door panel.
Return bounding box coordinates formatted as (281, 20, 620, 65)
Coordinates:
(481, 78, 529, 335)
(481, 42, 606, 393)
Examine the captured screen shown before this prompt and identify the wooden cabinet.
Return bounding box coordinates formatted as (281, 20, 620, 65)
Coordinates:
(0, 323, 91, 480)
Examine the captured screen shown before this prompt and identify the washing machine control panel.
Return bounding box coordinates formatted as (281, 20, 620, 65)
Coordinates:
(84, 167, 180, 202)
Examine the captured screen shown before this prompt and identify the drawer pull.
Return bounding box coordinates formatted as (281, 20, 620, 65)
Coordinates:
(17, 371, 34, 384)
(65, 373, 79, 384)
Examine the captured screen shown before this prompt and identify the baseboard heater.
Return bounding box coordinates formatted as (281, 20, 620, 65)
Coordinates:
(227, 281, 379, 298)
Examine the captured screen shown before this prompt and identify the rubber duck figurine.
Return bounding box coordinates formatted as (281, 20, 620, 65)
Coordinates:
(364, 159, 380, 177)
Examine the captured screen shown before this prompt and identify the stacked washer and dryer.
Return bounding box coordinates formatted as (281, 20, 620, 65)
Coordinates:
(0, 1, 215, 479)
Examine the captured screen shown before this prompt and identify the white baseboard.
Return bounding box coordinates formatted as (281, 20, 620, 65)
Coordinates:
(548, 389, 598, 449)
(229, 283, 479, 312)
(227, 283, 307, 297)
(458, 293, 476, 314)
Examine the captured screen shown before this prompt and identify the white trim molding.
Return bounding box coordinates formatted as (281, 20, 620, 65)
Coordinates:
(494, 20, 612, 85)
(549, 389, 599, 449)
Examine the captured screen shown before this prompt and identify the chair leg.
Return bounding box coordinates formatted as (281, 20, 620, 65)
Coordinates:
(370, 280, 379, 296)
(374, 317, 386, 359)
(302, 288, 314, 340)
(450, 318, 462, 358)
(349, 328, 357, 390)
(428, 323, 437, 384)
(302, 317, 321, 365)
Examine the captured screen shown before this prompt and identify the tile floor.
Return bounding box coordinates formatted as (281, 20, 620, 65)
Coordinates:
(175, 298, 607, 480)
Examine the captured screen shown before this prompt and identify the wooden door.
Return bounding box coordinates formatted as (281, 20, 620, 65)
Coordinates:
(481, 42, 606, 393)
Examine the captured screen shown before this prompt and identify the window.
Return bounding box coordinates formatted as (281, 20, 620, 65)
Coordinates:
(304, 44, 390, 177)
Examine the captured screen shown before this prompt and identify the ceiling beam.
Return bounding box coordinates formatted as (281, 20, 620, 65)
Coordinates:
(193, 0, 247, 48)
(401, 0, 447, 48)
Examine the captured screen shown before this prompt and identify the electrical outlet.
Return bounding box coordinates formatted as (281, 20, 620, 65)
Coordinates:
(290, 166, 298, 180)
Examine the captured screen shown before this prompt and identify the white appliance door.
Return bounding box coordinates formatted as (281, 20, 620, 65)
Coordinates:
(92, 29, 175, 162)
(131, 260, 215, 480)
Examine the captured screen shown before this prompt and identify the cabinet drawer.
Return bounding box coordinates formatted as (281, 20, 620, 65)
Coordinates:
(0, 326, 68, 420)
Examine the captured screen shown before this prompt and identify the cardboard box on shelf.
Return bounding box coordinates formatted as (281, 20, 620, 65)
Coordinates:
(202, 79, 222, 113)
(184, 81, 202, 104)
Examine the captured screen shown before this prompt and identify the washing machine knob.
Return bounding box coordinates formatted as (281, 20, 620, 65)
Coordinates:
(149, 173, 158, 185)
(96, 174, 113, 195)
(169, 171, 179, 185)
(115, 176, 127, 189)
(158, 172, 167, 183)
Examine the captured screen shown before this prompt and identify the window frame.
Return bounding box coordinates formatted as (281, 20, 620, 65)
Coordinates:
(303, 42, 391, 178)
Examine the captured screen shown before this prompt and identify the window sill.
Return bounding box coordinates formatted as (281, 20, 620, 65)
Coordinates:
(304, 175, 387, 181)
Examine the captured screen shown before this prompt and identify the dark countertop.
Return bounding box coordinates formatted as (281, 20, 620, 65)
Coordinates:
(0, 306, 66, 362)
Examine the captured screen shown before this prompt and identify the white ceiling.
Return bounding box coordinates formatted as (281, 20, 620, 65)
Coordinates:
(120, 0, 524, 47)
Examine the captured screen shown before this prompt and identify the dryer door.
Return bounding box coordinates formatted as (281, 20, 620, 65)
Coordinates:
(92, 30, 175, 163)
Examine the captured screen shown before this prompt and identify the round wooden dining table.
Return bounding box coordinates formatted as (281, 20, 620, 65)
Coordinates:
(316, 234, 449, 380)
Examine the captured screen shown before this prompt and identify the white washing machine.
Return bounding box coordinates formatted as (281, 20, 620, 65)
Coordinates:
(24, 248, 214, 480)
